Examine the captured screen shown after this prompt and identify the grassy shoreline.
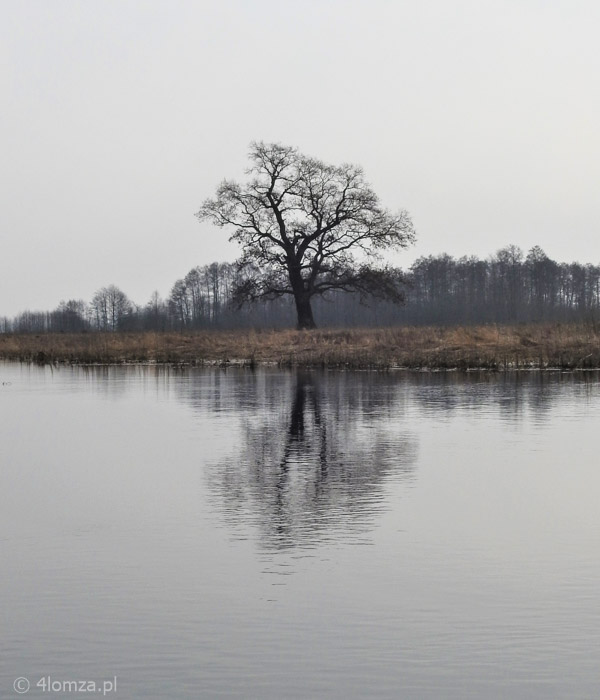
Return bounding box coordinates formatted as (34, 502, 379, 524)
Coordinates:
(1, 324, 600, 370)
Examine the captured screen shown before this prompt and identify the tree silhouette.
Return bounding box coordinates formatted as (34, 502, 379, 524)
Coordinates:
(197, 142, 415, 329)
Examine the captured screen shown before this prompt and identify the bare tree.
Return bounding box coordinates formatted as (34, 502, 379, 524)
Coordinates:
(168, 278, 191, 329)
(197, 142, 415, 329)
(144, 291, 168, 331)
(51, 299, 88, 332)
(91, 285, 132, 331)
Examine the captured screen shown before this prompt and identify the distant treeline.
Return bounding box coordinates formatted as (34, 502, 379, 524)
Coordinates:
(3, 245, 600, 333)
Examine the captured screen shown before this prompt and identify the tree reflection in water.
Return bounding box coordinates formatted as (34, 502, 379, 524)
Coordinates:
(204, 371, 418, 550)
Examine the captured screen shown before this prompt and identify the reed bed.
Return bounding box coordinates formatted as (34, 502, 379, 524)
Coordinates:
(1, 323, 600, 369)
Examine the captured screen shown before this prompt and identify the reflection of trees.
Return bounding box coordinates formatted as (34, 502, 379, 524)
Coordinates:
(174, 367, 600, 550)
(409, 371, 586, 423)
(204, 371, 417, 550)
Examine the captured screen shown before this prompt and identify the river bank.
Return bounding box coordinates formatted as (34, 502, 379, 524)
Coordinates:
(1, 324, 600, 369)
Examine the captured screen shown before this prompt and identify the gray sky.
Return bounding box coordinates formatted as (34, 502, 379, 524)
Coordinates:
(2, 0, 599, 315)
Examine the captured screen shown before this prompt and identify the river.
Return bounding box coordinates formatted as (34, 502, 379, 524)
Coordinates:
(1, 363, 599, 698)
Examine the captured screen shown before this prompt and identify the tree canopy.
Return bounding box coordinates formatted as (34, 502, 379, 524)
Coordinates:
(197, 142, 416, 328)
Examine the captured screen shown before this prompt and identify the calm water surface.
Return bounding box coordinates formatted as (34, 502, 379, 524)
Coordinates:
(1, 363, 599, 699)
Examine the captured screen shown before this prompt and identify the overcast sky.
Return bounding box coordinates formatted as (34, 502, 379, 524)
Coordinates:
(2, 0, 599, 315)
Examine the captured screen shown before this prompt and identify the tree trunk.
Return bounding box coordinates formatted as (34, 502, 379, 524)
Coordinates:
(294, 294, 316, 329)
(288, 264, 316, 329)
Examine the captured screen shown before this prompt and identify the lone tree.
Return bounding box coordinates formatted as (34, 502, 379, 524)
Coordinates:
(197, 142, 415, 329)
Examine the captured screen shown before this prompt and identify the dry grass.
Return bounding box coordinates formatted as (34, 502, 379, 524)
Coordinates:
(1, 323, 600, 369)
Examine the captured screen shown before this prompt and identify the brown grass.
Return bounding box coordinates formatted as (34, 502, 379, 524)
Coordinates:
(1, 323, 600, 369)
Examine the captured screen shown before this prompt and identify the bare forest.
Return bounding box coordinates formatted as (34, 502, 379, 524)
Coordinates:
(2, 245, 600, 335)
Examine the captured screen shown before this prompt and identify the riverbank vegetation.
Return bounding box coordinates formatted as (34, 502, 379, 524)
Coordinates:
(1, 323, 600, 369)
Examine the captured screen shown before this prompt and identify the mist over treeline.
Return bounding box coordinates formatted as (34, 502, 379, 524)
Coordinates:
(3, 245, 600, 333)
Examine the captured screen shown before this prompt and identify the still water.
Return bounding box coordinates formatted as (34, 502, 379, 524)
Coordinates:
(1, 362, 599, 699)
